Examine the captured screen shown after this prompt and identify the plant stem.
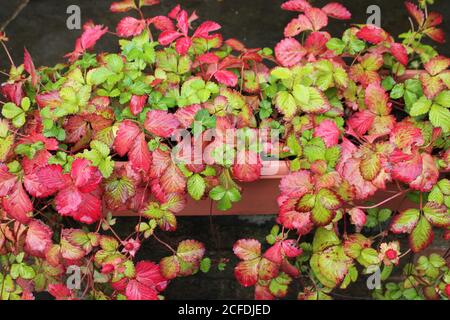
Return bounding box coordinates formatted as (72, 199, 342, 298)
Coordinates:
(355, 189, 408, 210)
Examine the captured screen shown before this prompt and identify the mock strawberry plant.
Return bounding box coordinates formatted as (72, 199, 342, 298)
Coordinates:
(0, 0, 448, 300)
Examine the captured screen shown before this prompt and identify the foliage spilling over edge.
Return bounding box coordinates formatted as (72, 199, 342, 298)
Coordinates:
(0, 0, 449, 300)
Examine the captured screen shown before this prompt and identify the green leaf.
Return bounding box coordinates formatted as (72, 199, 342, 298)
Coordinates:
(381, 265, 393, 281)
(377, 208, 392, 223)
(402, 288, 418, 300)
(2, 102, 24, 122)
(87, 67, 114, 85)
(209, 185, 226, 201)
(187, 174, 206, 201)
(314, 246, 352, 288)
(200, 258, 212, 273)
(97, 157, 114, 178)
(358, 248, 380, 267)
(410, 96, 432, 116)
(423, 202, 450, 227)
(390, 208, 420, 234)
(105, 54, 124, 73)
(382, 76, 396, 91)
(434, 90, 450, 107)
(275, 91, 297, 119)
(312, 227, 340, 253)
(20, 97, 31, 111)
(326, 38, 346, 55)
(390, 83, 405, 99)
(429, 103, 450, 133)
(429, 253, 446, 268)
(271, 67, 292, 80)
(409, 216, 433, 252)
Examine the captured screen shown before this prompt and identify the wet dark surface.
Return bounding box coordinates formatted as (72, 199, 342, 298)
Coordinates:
(0, 0, 449, 299)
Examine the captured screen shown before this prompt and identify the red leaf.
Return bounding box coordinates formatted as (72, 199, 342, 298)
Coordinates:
(425, 12, 443, 28)
(177, 240, 205, 263)
(341, 158, 378, 199)
(129, 95, 147, 115)
(281, 0, 312, 12)
(126, 280, 159, 300)
(193, 21, 221, 38)
(175, 36, 192, 55)
(264, 240, 302, 264)
(214, 70, 238, 87)
(424, 55, 450, 76)
(168, 5, 181, 19)
(113, 120, 141, 157)
(149, 148, 171, 178)
(175, 104, 201, 128)
(64, 116, 88, 144)
(233, 239, 261, 260)
(159, 256, 180, 280)
(225, 38, 246, 51)
(0, 164, 17, 197)
(3, 182, 33, 224)
(140, 0, 160, 7)
(305, 7, 328, 31)
(365, 83, 392, 115)
(110, 0, 136, 12)
(65, 22, 108, 62)
(25, 219, 53, 258)
(347, 110, 375, 136)
(24, 48, 39, 87)
(275, 38, 306, 67)
(255, 284, 275, 300)
(135, 261, 167, 290)
(145, 110, 180, 138)
(348, 208, 367, 230)
(235, 260, 259, 287)
(321, 3, 351, 20)
(424, 28, 445, 44)
(55, 186, 83, 215)
(197, 52, 220, 65)
(390, 150, 423, 184)
(116, 17, 146, 38)
(158, 30, 182, 45)
(405, 2, 424, 26)
(160, 164, 186, 194)
(409, 153, 439, 192)
(72, 192, 102, 224)
(1, 82, 24, 106)
(304, 31, 330, 56)
(36, 165, 68, 191)
(80, 22, 108, 51)
(176, 10, 189, 35)
(35, 91, 61, 109)
(148, 16, 175, 31)
(48, 284, 75, 300)
(390, 43, 408, 66)
(281, 240, 302, 258)
(357, 25, 390, 44)
(390, 120, 424, 149)
(231, 151, 262, 182)
(278, 210, 314, 236)
(128, 133, 152, 172)
(284, 15, 313, 37)
(71, 158, 102, 193)
(24, 166, 66, 198)
(314, 119, 340, 147)
(279, 171, 313, 197)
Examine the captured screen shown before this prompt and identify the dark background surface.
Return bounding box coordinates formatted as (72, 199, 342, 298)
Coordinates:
(0, 0, 449, 72)
(0, 0, 449, 299)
